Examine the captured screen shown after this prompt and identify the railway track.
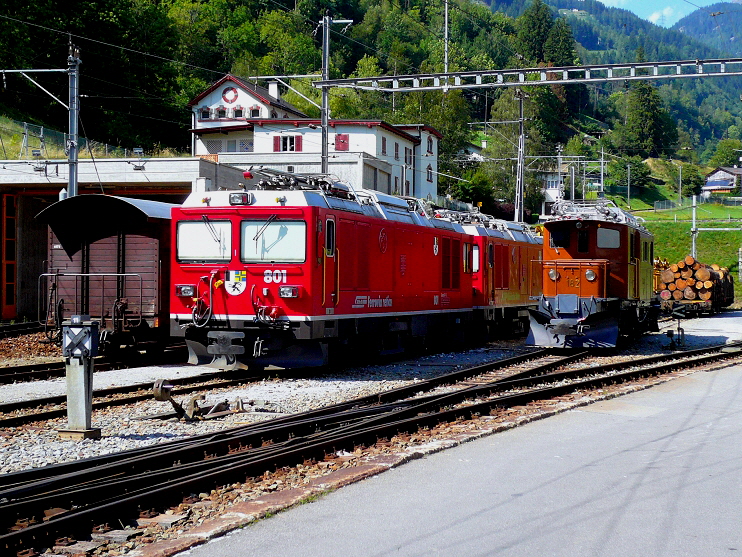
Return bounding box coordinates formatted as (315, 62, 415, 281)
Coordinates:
(0, 322, 44, 339)
(2, 343, 741, 555)
(0, 343, 188, 384)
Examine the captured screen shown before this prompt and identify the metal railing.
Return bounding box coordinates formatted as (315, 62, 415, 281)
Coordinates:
(38, 272, 145, 333)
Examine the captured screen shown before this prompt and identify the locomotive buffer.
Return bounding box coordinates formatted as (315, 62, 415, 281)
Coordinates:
(57, 315, 101, 440)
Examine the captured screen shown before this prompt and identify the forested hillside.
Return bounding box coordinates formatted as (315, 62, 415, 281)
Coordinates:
(0, 0, 740, 214)
(672, 2, 742, 57)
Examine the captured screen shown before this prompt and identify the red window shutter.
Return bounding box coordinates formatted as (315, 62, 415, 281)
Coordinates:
(295, 135, 303, 152)
(273, 136, 281, 152)
(336, 133, 349, 151)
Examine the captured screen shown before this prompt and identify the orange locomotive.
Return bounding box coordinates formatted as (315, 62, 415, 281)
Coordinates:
(527, 200, 659, 348)
(169, 169, 541, 369)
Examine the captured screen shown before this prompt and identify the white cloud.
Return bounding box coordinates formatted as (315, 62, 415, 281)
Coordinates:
(648, 6, 675, 24)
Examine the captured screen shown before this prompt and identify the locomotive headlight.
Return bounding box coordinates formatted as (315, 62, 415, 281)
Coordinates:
(175, 284, 196, 297)
(229, 192, 253, 205)
(278, 285, 300, 298)
(548, 269, 560, 281)
(585, 269, 597, 282)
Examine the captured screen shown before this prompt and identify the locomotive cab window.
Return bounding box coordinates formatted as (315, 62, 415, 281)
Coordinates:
(241, 219, 306, 263)
(577, 229, 589, 253)
(549, 228, 570, 249)
(596, 228, 620, 249)
(472, 244, 480, 273)
(325, 219, 336, 257)
(177, 219, 231, 262)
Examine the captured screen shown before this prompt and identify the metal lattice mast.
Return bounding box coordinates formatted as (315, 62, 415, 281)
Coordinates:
(320, 14, 352, 174)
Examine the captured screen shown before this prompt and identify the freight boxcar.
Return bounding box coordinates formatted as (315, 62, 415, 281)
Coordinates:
(36, 194, 175, 353)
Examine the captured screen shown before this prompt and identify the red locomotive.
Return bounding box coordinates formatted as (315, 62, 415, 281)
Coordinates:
(169, 169, 542, 369)
(527, 200, 659, 348)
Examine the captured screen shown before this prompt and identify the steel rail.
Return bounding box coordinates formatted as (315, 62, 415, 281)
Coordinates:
(4, 345, 740, 553)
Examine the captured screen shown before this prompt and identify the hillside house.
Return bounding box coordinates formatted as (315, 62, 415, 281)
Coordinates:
(703, 167, 742, 197)
(189, 75, 442, 199)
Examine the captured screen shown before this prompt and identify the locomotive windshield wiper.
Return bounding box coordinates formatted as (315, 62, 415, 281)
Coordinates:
(253, 214, 277, 241)
(202, 215, 221, 245)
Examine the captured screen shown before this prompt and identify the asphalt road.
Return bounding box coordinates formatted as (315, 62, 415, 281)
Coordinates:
(182, 359, 742, 557)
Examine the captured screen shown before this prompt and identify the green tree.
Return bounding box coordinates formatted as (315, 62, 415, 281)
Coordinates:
(708, 139, 742, 168)
(517, 0, 553, 64)
(543, 18, 577, 67)
(607, 156, 651, 197)
(257, 11, 321, 76)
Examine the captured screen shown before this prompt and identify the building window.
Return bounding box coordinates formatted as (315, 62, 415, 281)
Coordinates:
(239, 139, 254, 152)
(200, 108, 210, 119)
(250, 107, 261, 118)
(335, 133, 349, 151)
(271, 110, 278, 118)
(404, 147, 412, 165)
(217, 107, 227, 118)
(427, 136, 434, 153)
(226, 140, 236, 152)
(427, 165, 433, 182)
(394, 142, 400, 160)
(205, 139, 222, 154)
(381, 137, 387, 155)
(394, 176, 399, 194)
(234, 108, 244, 118)
(273, 135, 303, 152)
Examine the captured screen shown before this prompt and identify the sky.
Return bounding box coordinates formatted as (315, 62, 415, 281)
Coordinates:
(598, 0, 733, 27)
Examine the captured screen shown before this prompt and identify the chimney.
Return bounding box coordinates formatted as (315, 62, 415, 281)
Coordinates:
(268, 81, 280, 101)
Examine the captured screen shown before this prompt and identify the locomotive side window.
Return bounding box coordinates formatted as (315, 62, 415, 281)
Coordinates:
(241, 220, 306, 263)
(472, 245, 480, 273)
(487, 244, 494, 268)
(463, 243, 472, 273)
(325, 219, 336, 257)
(629, 231, 636, 260)
(596, 228, 620, 249)
(177, 219, 231, 262)
(550, 228, 570, 248)
(577, 229, 589, 253)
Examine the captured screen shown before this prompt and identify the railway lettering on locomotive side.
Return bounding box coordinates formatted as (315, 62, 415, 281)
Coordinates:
(352, 296, 393, 309)
(264, 269, 288, 283)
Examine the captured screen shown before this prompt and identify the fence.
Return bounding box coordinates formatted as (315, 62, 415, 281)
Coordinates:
(0, 118, 131, 160)
(653, 196, 742, 211)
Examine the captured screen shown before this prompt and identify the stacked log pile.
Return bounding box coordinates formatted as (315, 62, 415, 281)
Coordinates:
(655, 255, 735, 307)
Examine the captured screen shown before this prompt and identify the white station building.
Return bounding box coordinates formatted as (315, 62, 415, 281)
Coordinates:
(188, 74, 442, 200)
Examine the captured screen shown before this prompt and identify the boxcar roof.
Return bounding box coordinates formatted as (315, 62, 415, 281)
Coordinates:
(36, 194, 176, 256)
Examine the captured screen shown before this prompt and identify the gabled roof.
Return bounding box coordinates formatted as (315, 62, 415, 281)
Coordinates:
(395, 124, 444, 139)
(188, 74, 307, 118)
(705, 166, 742, 178)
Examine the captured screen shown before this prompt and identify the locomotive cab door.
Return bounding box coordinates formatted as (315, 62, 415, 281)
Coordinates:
(322, 217, 338, 309)
(628, 230, 640, 299)
(486, 242, 495, 305)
